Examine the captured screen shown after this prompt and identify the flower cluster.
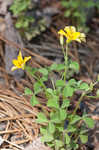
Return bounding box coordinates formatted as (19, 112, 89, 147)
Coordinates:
(58, 26, 86, 44)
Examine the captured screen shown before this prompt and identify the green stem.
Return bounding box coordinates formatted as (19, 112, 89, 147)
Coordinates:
(62, 45, 65, 58)
(64, 43, 68, 81)
(72, 92, 85, 116)
(25, 66, 47, 93)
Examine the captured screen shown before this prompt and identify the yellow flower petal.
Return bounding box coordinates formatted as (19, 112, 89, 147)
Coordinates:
(23, 56, 31, 64)
(75, 38, 81, 43)
(64, 26, 76, 33)
(58, 29, 67, 37)
(18, 51, 23, 63)
(11, 66, 18, 71)
(12, 59, 21, 68)
(66, 39, 71, 43)
(79, 33, 86, 42)
(72, 32, 80, 40)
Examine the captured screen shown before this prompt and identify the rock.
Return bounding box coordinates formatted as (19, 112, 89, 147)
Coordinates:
(4, 13, 24, 79)
(0, 0, 13, 15)
(94, 142, 99, 150)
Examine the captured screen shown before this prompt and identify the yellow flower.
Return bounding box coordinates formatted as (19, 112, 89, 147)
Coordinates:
(58, 26, 86, 43)
(11, 51, 31, 71)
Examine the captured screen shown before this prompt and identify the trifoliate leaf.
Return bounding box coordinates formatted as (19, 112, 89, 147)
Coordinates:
(36, 112, 48, 123)
(24, 87, 33, 95)
(83, 117, 94, 128)
(34, 82, 42, 94)
(63, 85, 74, 97)
(80, 135, 88, 144)
(30, 95, 39, 106)
(65, 133, 70, 144)
(41, 134, 53, 142)
(48, 122, 55, 134)
(61, 99, 70, 108)
(56, 80, 65, 87)
(39, 68, 48, 76)
(47, 96, 59, 109)
(70, 115, 81, 124)
(55, 140, 64, 149)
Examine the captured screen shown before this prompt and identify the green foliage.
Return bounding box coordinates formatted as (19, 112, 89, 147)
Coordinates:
(23, 27, 99, 150)
(83, 116, 95, 128)
(24, 61, 97, 149)
(10, 0, 47, 40)
(61, 0, 99, 31)
(10, 0, 30, 15)
(10, 0, 32, 29)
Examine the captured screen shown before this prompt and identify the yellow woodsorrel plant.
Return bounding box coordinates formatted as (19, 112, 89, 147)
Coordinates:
(12, 26, 99, 150)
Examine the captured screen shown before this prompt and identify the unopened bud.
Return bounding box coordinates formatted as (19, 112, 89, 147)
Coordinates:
(60, 35, 64, 45)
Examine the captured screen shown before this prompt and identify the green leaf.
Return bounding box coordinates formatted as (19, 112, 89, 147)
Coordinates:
(40, 127, 47, 135)
(36, 112, 48, 123)
(79, 83, 89, 91)
(46, 88, 54, 95)
(69, 61, 79, 71)
(73, 11, 81, 17)
(40, 76, 48, 82)
(67, 126, 76, 132)
(48, 122, 55, 134)
(56, 80, 65, 87)
(64, 10, 71, 17)
(96, 89, 99, 97)
(25, 66, 37, 76)
(34, 82, 42, 94)
(30, 95, 39, 106)
(63, 85, 75, 97)
(49, 63, 57, 71)
(61, 99, 70, 108)
(39, 68, 48, 76)
(47, 96, 59, 109)
(24, 87, 33, 95)
(15, 21, 22, 28)
(68, 79, 77, 86)
(70, 115, 81, 124)
(55, 140, 64, 149)
(80, 129, 88, 135)
(59, 109, 67, 121)
(56, 125, 64, 132)
(83, 117, 94, 128)
(56, 64, 65, 71)
(86, 1, 95, 8)
(70, 1, 79, 8)
(50, 111, 61, 123)
(80, 135, 88, 144)
(41, 134, 53, 142)
(47, 143, 54, 148)
(70, 142, 79, 150)
(65, 133, 70, 144)
(12, 1, 29, 15)
(61, 1, 70, 7)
